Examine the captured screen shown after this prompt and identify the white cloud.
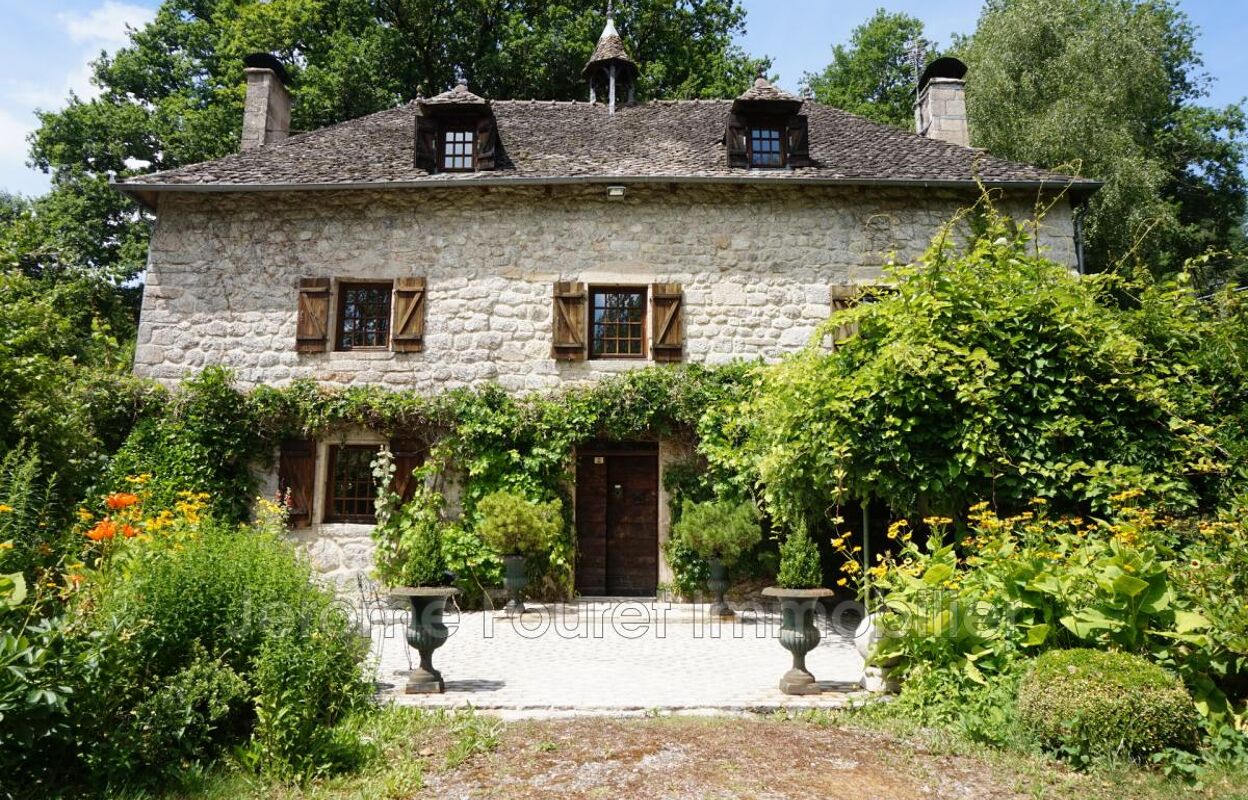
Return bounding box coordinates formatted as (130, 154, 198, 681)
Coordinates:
(57, 1, 154, 49)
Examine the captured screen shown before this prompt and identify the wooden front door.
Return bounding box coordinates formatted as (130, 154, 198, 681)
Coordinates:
(575, 445, 659, 596)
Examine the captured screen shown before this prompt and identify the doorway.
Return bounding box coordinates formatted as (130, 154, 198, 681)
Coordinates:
(574, 443, 659, 596)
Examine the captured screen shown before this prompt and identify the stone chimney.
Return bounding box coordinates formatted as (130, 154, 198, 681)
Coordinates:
(241, 53, 290, 151)
(915, 57, 969, 147)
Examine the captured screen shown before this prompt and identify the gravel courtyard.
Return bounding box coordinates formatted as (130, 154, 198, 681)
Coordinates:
(370, 600, 866, 716)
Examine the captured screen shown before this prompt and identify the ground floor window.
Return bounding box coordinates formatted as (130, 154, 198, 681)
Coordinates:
(325, 445, 379, 523)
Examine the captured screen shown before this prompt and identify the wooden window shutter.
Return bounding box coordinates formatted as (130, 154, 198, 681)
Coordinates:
(474, 116, 496, 171)
(551, 281, 587, 361)
(415, 115, 437, 172)
(390, 438, 425, 505)
(726, 114, 748, 168)
(391, 277, 427, 352)
(787, 114, 811, 167)
(296, 277, 331, 353)
(829, 284, 860, 343)
(278, 439, 316, 528)
(651, 282, 684, 362)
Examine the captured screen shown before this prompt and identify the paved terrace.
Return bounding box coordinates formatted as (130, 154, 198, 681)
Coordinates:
(368, 600, 867, 718)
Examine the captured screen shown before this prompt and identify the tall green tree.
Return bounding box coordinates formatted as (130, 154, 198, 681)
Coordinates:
(29, 0, 767, 283)
(962, 0, 1248, 279)
(800, 9, 934, 128)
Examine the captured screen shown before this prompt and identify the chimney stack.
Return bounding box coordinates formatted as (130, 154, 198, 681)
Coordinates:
(915, 57, 970, 147)
(241, 53, 290, 151)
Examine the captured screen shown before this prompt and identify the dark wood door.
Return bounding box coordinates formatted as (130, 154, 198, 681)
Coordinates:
(575, 448, 659, 596)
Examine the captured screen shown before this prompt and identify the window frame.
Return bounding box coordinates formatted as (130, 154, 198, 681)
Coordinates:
(747, 117, 787, 169)
(438, 119, 477, 173)
(324, 444, 380, 524)
(334, 280, 394, 352)
(588, 285, 649, 361)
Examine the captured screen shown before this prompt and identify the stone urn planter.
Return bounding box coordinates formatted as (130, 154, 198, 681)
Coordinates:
(502, 554, 529, 617)
(391, 586, 461, 694)
(762, 586, 835, 695)
(706, 557, 734, 618)
(855, 612, 901, 693)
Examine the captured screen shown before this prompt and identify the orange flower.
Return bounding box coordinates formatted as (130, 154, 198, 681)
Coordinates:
(105, 493, 140, 511)
(86, 519, 117, 541)
(120, 524, 139, 539)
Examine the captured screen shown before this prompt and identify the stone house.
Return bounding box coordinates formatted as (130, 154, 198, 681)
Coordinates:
(115, 23, 1097, 595)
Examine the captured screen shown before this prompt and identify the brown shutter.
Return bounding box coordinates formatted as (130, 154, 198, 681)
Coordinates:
(390, 438, 425, 505)
(787, 114, 811, 167)
(278, 439, 316, 528)
(415, 114, 437, 172)
(474, 116, 496, 171)
(726, 114, 748, 168)
(551, 281, 586, 361)
(829, 284, 859, 343)
(296, 277, 331, 353)
(650, 282, 684, 362)
(391, 277, 427, 352)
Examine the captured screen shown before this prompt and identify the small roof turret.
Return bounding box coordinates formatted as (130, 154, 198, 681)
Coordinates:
(583, 14, 638, 81)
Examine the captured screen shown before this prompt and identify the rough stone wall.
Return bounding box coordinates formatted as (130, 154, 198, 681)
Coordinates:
(135, 183, 1076, 391)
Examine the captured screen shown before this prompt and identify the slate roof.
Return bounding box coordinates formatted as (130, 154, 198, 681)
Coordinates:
(584, 18, 636, 75)
(735, 77, 801, 105)
(116, 98, 1097, 201)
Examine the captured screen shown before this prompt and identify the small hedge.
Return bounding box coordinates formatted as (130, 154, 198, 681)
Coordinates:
(1017, 649, 1197, 766)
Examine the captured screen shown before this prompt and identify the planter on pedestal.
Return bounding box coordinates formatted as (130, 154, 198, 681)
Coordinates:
(762, 586, 835, 695)
(391, 586, 461, 694)
(502, 554, 529, 617)
(855, 612, 901, 693)
(707, 557, 734, 618)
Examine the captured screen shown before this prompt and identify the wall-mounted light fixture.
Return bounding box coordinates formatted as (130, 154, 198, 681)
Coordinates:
(606, 185, 626, 198)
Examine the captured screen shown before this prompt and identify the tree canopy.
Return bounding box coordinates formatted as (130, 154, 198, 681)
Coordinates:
(23, 0, 766, 283)
(961, 0, 1248, 279)
(801, 8, 934, 129)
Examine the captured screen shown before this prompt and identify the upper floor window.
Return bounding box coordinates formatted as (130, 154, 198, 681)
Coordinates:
(590, 287, 646, 359)
(441, 128, 474, 171)
(337, 282, 392, 350)
(750, 126, 785, 167)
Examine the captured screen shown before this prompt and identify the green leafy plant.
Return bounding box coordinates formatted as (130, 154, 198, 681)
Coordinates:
(372, 465, 449, 588)
(776, 521, 822, 589)
(474, 489, 563, 557)
(1018, 649, 1197, 766)
(669, 498, 762, 567)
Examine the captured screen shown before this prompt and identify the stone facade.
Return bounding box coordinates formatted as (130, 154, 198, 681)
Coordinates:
(139, 181, 1077, 592)
(135, 183, 1076, 391)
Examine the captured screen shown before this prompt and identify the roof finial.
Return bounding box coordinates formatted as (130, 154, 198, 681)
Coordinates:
(607, 0, 614, 21)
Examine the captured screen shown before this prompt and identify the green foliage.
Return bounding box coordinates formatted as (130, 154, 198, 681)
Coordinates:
(69, 507, 371, 789)
(371, 461, 449, 588)
(743, 202, 1240, 526)
(1018, 648, 1197, 766)
(475, 489, 563, 557)
(108, 367, 268, 522)
(776, 522, 822, 589)
(669, 497, 761, 567)
(660, 536, 710, 599)
(28, 0, 766, 282)
(962, 0, 1247, 278)
(802, 9, 935, 128)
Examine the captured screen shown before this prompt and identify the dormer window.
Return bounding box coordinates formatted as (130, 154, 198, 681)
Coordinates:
(749, 125, 785, 168)
(441, 127, 474, 171)
(415, 81, 496, 174)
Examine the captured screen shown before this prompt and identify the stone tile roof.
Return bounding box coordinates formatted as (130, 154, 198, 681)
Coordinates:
(583, 18, 636, 75)
(736, 77, 801, 105)
(117, 99, 1096, 194)
(421, 81, 488, 108)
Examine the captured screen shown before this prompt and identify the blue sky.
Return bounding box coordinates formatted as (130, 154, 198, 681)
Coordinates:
(0, 0, 1244, 196)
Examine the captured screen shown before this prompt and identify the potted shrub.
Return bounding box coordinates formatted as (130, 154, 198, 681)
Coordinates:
(670, 497, 762, 617)
(476, 489, 563, 617)
(762, 521, 833, 695)
(372, 478, 459, 694)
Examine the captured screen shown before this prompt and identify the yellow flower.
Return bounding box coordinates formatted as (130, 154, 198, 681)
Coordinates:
(1030, 497, 1048, 506)
(0, 541, 13, 551)
(836, 578, 848, 587)
(0, 504, 13, 514)
(923, 516, 954, 527)
(76, 508, 94, 522)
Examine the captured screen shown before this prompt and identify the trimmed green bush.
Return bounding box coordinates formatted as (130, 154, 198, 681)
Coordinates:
(1017, 649, 1197, 766)
(475, 489, 562, 556)
(669, 498, 762, 567)
(776, 522, 822, 589)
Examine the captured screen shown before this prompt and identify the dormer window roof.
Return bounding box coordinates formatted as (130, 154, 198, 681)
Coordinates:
(731, 76, 803, 116)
